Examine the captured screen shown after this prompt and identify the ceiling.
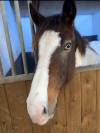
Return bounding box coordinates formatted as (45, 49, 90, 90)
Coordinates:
(10, 1, 100, 17)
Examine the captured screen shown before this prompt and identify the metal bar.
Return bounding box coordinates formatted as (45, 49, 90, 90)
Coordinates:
(0, 1, 16, 76)
(0, 57, 3, 77)
(14, 1, 28, 74)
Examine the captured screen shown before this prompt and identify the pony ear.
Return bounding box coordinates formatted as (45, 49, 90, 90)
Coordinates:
(29, 3, 46, 26)
(61, 0, 76, 25)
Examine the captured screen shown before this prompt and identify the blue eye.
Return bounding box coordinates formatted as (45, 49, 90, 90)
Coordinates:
(64, 40, 72, 50)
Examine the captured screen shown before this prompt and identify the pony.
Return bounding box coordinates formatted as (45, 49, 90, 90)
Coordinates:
(26, 0, 100, 125)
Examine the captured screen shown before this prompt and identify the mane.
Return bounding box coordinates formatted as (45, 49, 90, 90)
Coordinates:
(74, 29, 88, 55)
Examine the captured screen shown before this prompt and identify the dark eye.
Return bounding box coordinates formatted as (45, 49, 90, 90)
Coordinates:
(64, 40, 72, 50)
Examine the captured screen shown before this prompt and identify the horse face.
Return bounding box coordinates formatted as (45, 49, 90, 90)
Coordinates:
(27, 0, 77, 125)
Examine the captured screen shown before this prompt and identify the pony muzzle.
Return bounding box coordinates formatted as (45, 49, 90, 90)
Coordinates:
(26, 99, 54, 125)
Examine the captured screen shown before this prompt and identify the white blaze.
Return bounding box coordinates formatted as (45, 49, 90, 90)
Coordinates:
(26, 31, 61, 121)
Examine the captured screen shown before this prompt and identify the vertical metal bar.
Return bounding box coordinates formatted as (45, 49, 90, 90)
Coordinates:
(0, 1, 16, 76)
(14, 1, 28, 74)
(0, 57, 3, 77)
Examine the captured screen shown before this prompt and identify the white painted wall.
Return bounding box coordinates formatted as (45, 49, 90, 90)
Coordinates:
(75, 15, 93, 36)
(21, 17, 32, 52)
(93, 12, 100, 40)
(0, 12, 11, 75)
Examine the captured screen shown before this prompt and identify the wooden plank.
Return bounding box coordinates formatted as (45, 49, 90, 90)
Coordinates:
(14, 1, 28, 74)
(64, 73, 81, 133)
(0, 125, 3, 133)
(0, 84, 13, 133)
(5, 82, 33, 133)
(76, 63, 100, 73)
(1, 63, 100, 84)
(0, 1, 16, 76)
(81, 70, 96, 133)
(97, 70, 100, 133)
(26, 80, 52, 133)
(25, 80, 31, 97)
(0, 73, 33, 85)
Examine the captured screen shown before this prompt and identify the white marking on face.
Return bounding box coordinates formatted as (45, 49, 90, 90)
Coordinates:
(26, 30, 61, 125)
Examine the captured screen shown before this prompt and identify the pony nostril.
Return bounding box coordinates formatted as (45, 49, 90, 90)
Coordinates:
(43, 107, 48, 114)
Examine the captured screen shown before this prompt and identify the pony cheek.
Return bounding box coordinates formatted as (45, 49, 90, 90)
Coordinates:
(48, 87, 60, 115)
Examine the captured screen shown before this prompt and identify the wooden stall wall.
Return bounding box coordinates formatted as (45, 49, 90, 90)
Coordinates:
(0, 69, 100, 133)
